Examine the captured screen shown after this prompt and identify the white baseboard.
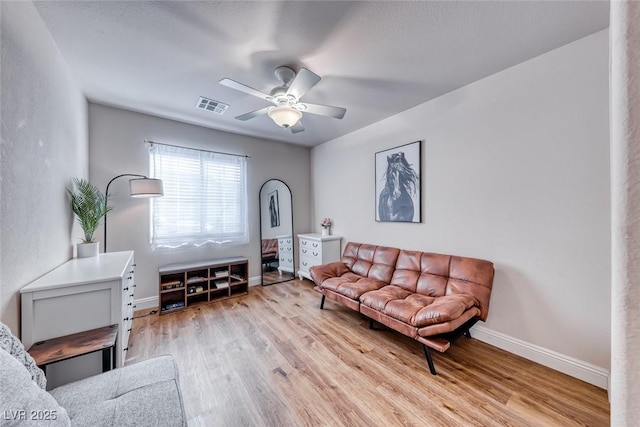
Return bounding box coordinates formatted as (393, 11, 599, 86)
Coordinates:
(133, 296, 159, 311)
(249, 275, 262, 286)
(471, 325, 609, 390)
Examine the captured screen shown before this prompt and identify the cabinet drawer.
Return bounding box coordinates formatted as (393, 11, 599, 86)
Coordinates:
(279, 256, 294, 266)
(279, 246, 293, 255)
(300, 255, 322, 273)
(300, 247, 322, 261)
(278, 238, 293, 247)
(299, 238, 321, 250)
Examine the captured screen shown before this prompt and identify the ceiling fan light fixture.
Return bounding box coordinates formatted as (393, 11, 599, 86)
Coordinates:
(268, 105, 302, 128)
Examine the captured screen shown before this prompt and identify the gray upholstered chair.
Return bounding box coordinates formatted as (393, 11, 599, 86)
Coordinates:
(0, 322, 187, 426)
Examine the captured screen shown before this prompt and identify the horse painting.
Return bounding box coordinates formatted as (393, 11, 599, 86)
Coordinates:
(378, 151, 419, 222)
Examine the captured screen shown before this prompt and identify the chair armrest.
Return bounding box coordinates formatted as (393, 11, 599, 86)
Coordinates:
(309, 262, 351, 285)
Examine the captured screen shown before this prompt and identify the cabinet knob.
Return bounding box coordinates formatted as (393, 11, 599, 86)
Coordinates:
(123, 317, 129, 321)
(129, 270, 134, 274)
(128, 328, 132, 332)
(123, 287, 129, 291)
(132, 264, 137, 267)
(129, 293, 134, 298)
(127, 276, 132, 280)
(127, 302, 132, 306)
(124, 347, 129, 351)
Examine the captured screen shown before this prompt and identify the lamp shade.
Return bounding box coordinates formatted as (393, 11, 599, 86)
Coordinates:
(129, 178, 163, 198)
(268, 106, 302, 128)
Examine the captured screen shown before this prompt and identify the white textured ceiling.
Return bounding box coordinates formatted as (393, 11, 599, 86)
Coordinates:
(33, 1, 609, 147)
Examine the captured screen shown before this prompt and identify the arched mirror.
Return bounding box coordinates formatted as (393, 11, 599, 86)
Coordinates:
(259, 179, 295, 285)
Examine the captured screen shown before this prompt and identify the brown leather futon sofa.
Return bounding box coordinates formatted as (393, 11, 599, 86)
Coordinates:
(310, 242, 495, 374)
(261, 238, 279, 268)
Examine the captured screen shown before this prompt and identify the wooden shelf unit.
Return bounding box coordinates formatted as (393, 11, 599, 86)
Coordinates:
(159, 257, 249, 315)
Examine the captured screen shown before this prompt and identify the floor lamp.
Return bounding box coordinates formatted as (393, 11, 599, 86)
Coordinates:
(104, 174, 163, 252)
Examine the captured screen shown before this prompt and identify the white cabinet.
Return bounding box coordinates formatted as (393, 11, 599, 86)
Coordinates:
(20, 251, 135, 386)
(297, 233, 342, 281)
(277, 235, 294, 274)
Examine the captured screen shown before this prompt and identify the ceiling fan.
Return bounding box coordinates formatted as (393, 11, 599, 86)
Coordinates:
(219, 66, 346, 134)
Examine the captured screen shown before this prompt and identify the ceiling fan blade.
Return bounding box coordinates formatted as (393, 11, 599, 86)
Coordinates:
(301, 103, 346, 119)
(219, 78, 272, 101)
(235, 107, 271, 121)
(286, 68, 321, 100)
(290, 121, 305, 134)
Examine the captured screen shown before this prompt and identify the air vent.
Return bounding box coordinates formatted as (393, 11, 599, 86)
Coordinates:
(196, 97, 229, 115)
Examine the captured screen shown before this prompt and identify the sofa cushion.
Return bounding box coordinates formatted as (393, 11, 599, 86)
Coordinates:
(50, 355, 186, 427)
(413, 294, 479, 327)
(0, 321, 47, 389)
(341, 242, 400, 283)
(359, 285, 413, 311)
(0, 347, 71, 426)
(309, 262, 352, 286)
(321, 275, 387, 300)
(261, 239, 278, 260)
(360, 286, 480, 328)
(390, 251, 451, 295)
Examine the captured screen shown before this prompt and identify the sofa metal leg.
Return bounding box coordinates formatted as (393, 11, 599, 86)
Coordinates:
(422, 345, 437, 375)
(369, 319, 374, 330)
(464, 329, 472, 339)
(320, 295, 325, 309)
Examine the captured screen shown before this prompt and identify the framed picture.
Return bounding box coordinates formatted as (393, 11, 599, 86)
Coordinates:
(375, 140, 421, 223)
(268, 190, 280, 227)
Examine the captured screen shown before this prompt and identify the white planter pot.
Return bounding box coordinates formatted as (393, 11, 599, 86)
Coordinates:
(321, 227, 330, 237)
(77, 242, 99, 258)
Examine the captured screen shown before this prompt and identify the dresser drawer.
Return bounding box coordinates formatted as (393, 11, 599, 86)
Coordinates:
(300, 247, 322, 262)
(279, 246, 293, 255)
(279, 255, 294, 267)
(300, 255, 322, 273)
(278, 237, 293, 248)
(300, 238, 321, 250)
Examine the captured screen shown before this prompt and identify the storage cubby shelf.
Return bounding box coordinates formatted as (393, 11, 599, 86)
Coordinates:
(159, 257, 249, 315)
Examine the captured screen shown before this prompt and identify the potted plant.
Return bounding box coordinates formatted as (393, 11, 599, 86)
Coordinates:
(67, 177, 111, 258)
(320, 217, 332, 236)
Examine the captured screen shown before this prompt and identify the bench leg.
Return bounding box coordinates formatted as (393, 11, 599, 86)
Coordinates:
(102, 348, 111, 372)
(320, 295, 325, 309)
(422, 345, 437, 375)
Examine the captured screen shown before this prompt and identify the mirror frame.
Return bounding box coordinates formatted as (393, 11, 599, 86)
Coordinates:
(259, 179, 295, 286)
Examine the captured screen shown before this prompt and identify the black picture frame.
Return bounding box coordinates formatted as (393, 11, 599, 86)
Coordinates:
(268, 190, 280, 227)
(375, 140, 422, 223)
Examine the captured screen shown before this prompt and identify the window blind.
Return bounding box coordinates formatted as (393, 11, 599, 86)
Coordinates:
(149, 143, 248, 249)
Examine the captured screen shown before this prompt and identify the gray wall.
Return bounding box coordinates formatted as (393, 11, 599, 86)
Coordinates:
(88, 104, 311, 305)
(0, 1, 88, 334)
(311, 31, 610, 382)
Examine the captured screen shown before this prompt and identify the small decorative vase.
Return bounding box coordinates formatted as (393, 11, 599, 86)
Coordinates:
(321, 227, 330, 237)
(77, 242, 99, 258)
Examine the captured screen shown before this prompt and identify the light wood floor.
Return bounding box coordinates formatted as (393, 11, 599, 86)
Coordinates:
(127, 279, 609, 426)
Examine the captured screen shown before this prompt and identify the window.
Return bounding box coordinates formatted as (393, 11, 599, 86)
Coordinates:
(149, 143, 248, 249)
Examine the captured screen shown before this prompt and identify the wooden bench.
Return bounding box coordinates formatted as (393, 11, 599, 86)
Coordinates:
(27, 324, 118, 375)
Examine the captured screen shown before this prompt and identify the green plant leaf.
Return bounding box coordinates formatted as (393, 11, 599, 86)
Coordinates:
(67, 178, 112, 243)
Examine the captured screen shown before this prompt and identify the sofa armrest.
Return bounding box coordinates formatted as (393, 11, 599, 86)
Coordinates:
(309, 262, 351, 285)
